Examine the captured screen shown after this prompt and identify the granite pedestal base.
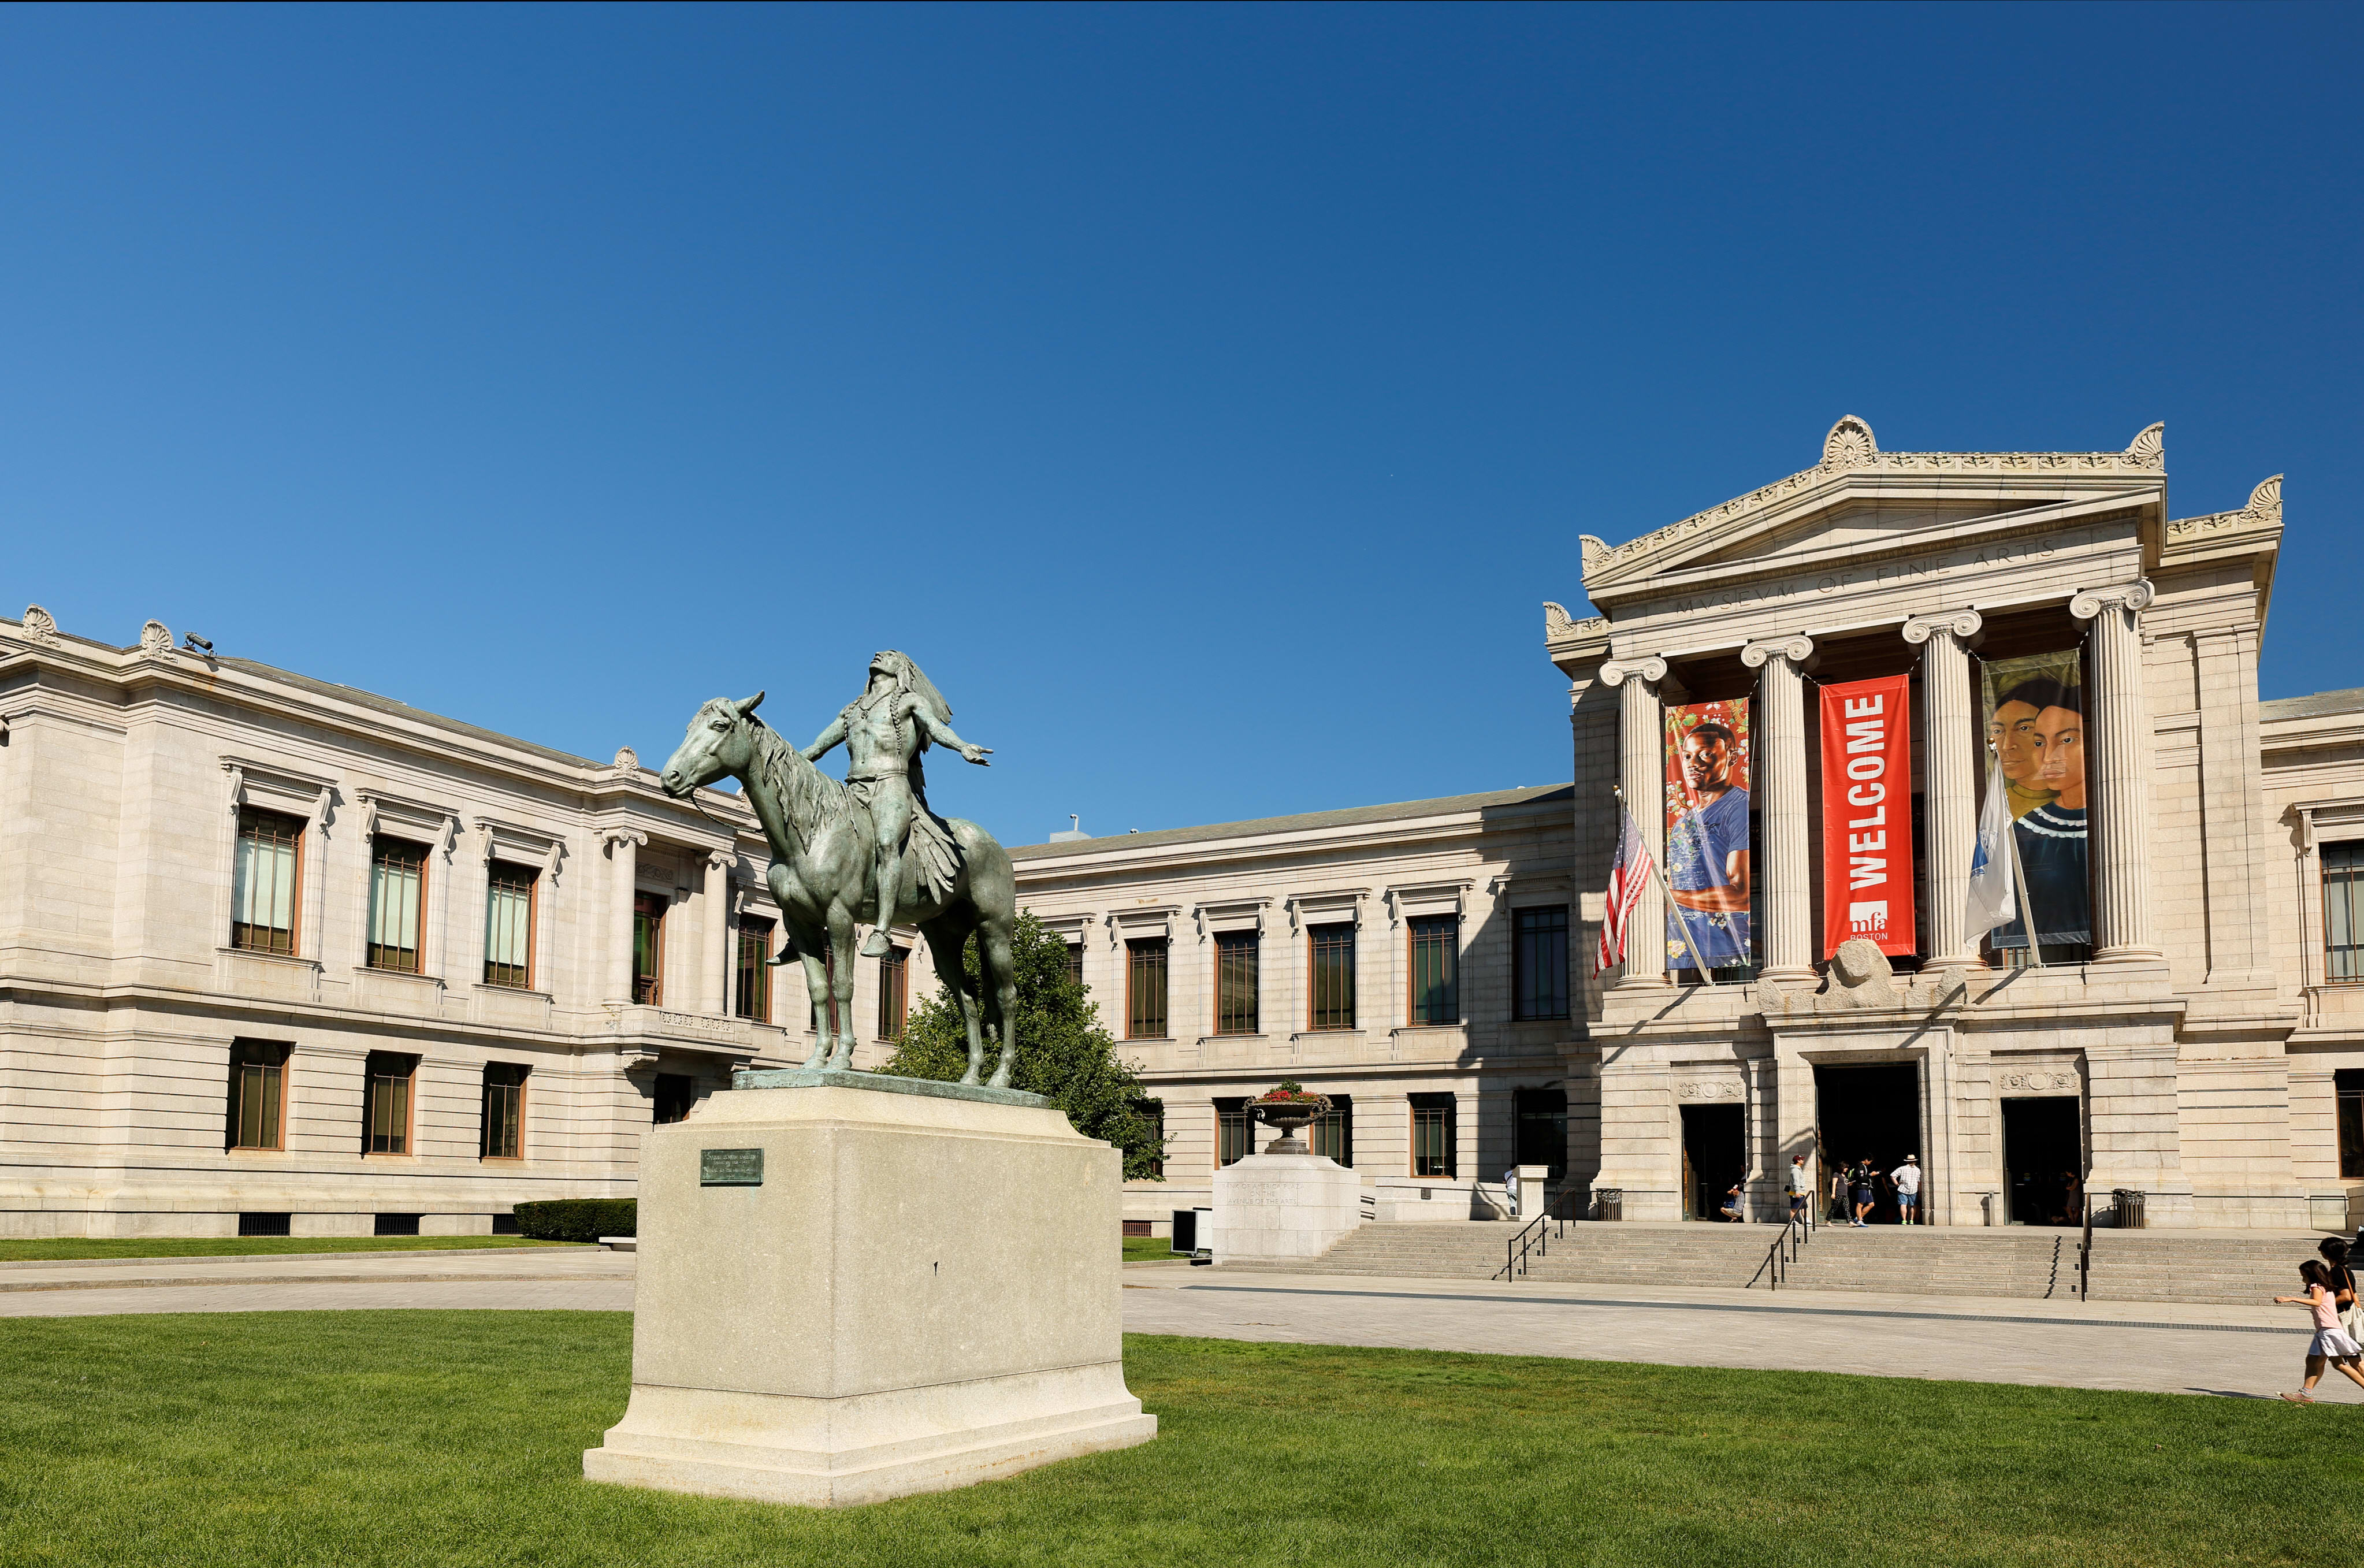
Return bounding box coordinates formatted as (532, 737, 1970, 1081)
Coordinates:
(1210, 1147, 1362, 1261)
(582, 1074, 1155, 1507)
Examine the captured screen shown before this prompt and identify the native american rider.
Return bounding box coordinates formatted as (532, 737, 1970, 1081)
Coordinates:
(800, 651, 993, 957)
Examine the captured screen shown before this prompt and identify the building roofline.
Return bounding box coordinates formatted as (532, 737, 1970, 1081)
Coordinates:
(1009, 783, 1573, 863)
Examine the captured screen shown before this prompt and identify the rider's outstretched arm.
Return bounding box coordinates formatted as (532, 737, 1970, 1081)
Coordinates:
(913, 707, 991, 763)
(801, 716, 849, 763)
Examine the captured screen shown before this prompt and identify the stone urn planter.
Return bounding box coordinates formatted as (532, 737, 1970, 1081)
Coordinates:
(1251, 1090, 1332, 1154)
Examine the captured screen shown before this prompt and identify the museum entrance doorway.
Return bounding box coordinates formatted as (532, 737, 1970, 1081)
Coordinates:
(1679, 1103, 1745, 1221)
(2002, 1097, 2083, 1226)
(1813, 1062, 1920, 1224)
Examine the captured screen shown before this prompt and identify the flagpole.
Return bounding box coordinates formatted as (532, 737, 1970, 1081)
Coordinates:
(1614, 784, 1720, 986)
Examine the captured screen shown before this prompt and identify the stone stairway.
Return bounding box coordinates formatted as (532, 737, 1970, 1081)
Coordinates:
(1217, 1220, 2330, 1306)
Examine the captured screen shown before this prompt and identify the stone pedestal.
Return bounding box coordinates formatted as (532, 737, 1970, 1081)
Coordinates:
(582, 1070, 1155, 1507)
(1211, 1149, 1361, 1261)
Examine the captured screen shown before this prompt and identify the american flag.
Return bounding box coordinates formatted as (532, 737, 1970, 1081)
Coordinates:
(1595, 801, 1655, 976)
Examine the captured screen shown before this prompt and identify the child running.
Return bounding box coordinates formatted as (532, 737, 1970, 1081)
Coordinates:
(2274, 1259, 2364, 1404)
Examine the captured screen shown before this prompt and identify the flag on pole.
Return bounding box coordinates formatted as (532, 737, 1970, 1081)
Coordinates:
(1596, 801, 1656, 976)
(1965, 754, 2018, 943)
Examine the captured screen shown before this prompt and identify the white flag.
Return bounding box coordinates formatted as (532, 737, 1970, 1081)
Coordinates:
(1964, 755, 2017, 942)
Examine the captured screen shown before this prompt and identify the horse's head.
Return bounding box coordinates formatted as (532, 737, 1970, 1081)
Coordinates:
(660, 692, 765, 797)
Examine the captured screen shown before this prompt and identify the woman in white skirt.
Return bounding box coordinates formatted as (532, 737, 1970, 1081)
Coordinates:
(2276, 1259, 2364, 1404)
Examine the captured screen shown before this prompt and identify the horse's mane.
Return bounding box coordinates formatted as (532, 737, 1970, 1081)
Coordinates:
(742, 711, 849, 833)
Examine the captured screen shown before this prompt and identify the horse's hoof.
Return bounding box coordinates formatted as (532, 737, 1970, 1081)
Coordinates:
(958, 1072, 981, 1086)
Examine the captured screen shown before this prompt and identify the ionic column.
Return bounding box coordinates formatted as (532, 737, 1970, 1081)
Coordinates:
(702, 849, 734, 1015)
(1740, 636, 1815, 983)
(1597, 654, 1668, 987)
(602, 828, 646, 1004)
(2070, 579, 2160, 963)
(1902, 610, 1983, 967)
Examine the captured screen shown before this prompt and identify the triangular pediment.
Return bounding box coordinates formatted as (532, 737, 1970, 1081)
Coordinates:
(1580, 418, 2166, 595)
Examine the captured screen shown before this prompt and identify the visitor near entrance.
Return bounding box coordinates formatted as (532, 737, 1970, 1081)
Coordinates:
(1788, 1154, 1813, 1222)
(1890, 1155, 1921, 1225)
(1719, 1180, 1745, 1223)
(2274, 1261, 2364, 1404)
(1850, 1157, 1878, 1227)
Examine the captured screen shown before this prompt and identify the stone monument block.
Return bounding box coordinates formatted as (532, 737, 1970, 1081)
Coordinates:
(1211, 1149, 1361, 1262)
(583, 1071, 1155, 1507)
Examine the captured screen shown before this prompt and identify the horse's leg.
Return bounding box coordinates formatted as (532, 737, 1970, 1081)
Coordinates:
(979, 910, 1020, 1090)
(792, 939, 832, 1070)
(827, 902, 860, 1070)
(920, 916, 985, 1084)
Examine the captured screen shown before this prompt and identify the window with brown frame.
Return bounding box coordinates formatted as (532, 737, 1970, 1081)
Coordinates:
(633, 891, 667, 1005)
(1410, 1092, 1456, 1177)
(1408, 915, 1458, 1025)
(735, 917, 774, 1021)
(481, 1062, 527, 1159)
(362, 1051, 417, 1155)
(483, 863, 537, 989)
(652, 1072, 696, 1125)
(877, 943, 909, 1039)
(225, 1041, 289, 1150)
(2328, 843, 2364, 982)
(1135, 1099, 1165, 1178)
(1308, 922, 1355, 1031)
(1126, 937, 1168, 1039)
(1064, 940, 1084, 991)
(231, 807, 304, 955)
(367, 839, 428, 974)
(1310, 1094, 1353, 1168)
(1514, 905, 1570, 1020)
(1214, 1097, 1253, 1166)
(1215, 930, 1259, 1035)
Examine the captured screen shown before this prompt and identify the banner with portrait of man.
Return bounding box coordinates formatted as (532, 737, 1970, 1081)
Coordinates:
(1663, 699, 1752, 971)
(1980, 649, 2090, 955)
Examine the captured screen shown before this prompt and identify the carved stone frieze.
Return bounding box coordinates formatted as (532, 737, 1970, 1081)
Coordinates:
(1676, 1079, 1745, 1101)
(1998, 1069, 2080, 1094)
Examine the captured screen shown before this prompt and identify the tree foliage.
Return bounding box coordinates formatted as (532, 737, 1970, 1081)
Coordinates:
(881, 912, 1166, 1179)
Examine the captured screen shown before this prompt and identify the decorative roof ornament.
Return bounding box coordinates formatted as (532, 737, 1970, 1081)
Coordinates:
(1579, 534, 1611, 574)
(1544, 601, 1573, 637)
(139, 620, 173, 658)
(1821, 415, 1877, 470)
(612, 745, 641, 771)
(2244, 473, 2283, 525)
(2124, 422, 2165, 470)
(20, 605, 58, 646)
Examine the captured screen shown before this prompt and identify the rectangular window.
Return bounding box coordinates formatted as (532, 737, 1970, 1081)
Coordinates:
(2328, 843, 2364, 983)
(1514, 1087, 1569, 1182)
(1065, 940, 1084, 990)
(1214, 1097, 1253, 1167)
(1310, 1093, 1353, 1168)
(231, 807, 303, 955)
(735, 917, 774, 1021)
(2339, 1069, 2364, 1181)
(878, 944, 909, 1039)
(1136, 1099, 1165, 1179)
(1127, 936, 1169, 1039)
(1513, 906, 1571, 1021)
(1216, 931, 1259, 1035)
(1408, 915, 1459, 1025)
(1410, 1092, 1457, 1178)
(652, 1072, 695, 1125)
(366, 838, 428, 974)
(481, 1062, 527, 1159)
(633, 891, 666, 1005)
(363, 1051, 416, 1155)
(1308, 922, 1356, 1031)
(225, 1041, 288, 1150)
(484, 862, 537, 989)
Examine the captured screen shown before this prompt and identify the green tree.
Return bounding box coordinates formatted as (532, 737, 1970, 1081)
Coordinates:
(881, 912, 1166, 1179)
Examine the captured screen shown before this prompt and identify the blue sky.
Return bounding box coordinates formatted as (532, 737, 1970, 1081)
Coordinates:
(2, 3, 2356, 846)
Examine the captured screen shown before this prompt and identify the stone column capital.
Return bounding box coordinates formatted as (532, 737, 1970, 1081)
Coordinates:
(1902, 608, 1983, 646)
(2069, 579, 2155, 620)
(706, 848, 735, 872)
(602, 827, 649, 852)
(1740, 635, 1815, 670)
(1598, 654, 1668, 687)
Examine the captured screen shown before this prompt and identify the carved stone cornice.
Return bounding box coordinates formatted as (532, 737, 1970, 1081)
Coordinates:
(2164, 474, 2282, 543)
(1739, 635, 1815, 670)
(1596, 655, 1668, 688)
(1544, 601, 1609, 642)
(2069, 579, 2156, 620)
(1902, 609, 1984, 646)
(1585, 418, 2169, 585)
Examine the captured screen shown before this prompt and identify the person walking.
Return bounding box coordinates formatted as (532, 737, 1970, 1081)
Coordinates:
(1889, 1154, 1923, 1225)
(1787, 1153, 1814, 1226)
(1828, 1162, 1849, 1225)
(1850, 1156, 1878, 1227)
(2320, 1238, 2360, 1341)
(2276, 1259, 2364, 1403)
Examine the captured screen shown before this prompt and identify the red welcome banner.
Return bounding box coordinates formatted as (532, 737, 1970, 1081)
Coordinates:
(1820, 674, 1915, 957)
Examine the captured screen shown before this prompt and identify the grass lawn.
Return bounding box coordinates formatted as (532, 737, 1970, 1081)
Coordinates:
(2, 1313, 2352, 1567)
(1121, 1233, 1180, 1262)
(0, 1236, 584, 1263)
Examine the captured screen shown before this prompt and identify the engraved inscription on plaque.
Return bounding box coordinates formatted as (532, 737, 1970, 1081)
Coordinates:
(700, 1147, 764, 1187)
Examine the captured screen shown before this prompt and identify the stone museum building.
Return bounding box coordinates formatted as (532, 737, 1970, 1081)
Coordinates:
(5, 417, 2363, 1238)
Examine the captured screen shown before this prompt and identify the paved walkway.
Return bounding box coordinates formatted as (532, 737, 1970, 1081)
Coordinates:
(3, 1249, 2343, 1403)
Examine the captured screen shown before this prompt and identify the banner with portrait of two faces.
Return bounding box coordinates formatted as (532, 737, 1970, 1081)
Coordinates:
(1980, 649, 2090, 954)
(1818, 674, 1915, 957)
(1662, 700, 1752, 971)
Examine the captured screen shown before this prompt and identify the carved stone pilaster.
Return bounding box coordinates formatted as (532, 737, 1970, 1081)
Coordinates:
(2070, 580, 2159, 963)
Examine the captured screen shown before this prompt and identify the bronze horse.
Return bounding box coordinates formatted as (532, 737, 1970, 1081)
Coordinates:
(659, 693, 1021, 1087)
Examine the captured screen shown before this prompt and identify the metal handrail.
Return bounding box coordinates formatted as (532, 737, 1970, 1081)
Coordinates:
(1494, 1212, 1563, 1281)
(1748, 1213, 1809, 1291)
(2077, 1194, 2095, 1301)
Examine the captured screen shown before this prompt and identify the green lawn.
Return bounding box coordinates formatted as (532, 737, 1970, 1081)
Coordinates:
(0, 1236, 583, 1262)
(0, 1311, 2350, 1567)
(1121, 1233, 1180, 1261)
